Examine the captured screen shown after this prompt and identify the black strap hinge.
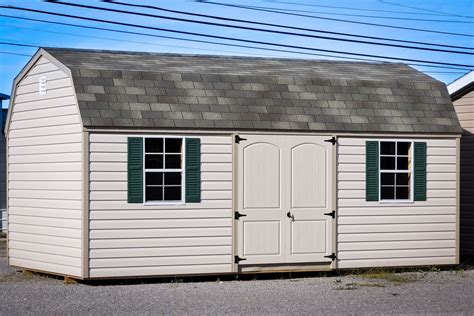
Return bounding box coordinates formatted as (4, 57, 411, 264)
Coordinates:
(324, 137, 337, 145)
(235, 211, 247, 220)
(234, 256, 247, 264)
(235, 135, 247, 144)
(324, 253, 337, 261)
(324, 210, 336, 219)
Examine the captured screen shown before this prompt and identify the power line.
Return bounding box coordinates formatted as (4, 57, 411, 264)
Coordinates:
(197, 1, 474, 37)
(377, 0, 474, 19)
(267, 1, 450, 17)
(3, 5, 473, 68)
(233, 3, 474, 23)
(0, 40, 464, 76)
(1, 15, 470, 72)
(44, 0, 472, 55)
(0, 42, 38, 48)
(0, 14, 415, 65)
(1, 25, 286, 58)
(0, 51, 32, 57)
(105, 0, 474, 51)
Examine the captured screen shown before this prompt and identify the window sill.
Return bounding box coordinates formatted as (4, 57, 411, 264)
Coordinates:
(143, 201, 185, 206)
(378, 200, 414, 204)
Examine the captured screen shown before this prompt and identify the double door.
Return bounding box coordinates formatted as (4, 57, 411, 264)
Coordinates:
(236, 134, 334, 265)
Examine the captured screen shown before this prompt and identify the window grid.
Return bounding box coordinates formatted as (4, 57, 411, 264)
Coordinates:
(379, 141, 412, 201)
(143, 137, 184, 203)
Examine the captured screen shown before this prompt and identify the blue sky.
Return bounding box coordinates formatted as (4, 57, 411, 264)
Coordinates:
(1, 0, 473, 99)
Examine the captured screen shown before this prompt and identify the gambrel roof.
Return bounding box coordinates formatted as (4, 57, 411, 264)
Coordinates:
(45, 47, 462, 134)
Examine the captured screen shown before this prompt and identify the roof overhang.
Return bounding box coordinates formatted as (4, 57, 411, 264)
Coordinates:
(447, 71, 474, 101)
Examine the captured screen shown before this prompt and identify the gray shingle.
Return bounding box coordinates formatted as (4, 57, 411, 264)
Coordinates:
(45, 48, 461, 134)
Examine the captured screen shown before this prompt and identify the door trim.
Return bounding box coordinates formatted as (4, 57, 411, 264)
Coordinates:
(234, 134, 336, 268)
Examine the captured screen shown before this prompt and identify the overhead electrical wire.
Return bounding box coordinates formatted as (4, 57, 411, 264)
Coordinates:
(377, 0, 474, 19)
(3, 5, 473, 68)
(42, 0, 472, 55)
(266, 1, 452, 17)
(196, 1, 474, 37)
(2, 14, 470, 72)
(0, 40, 466, 76)
(242, 5, 474, 23)
(269, 0, 473, 20)
(0, 51, 32, 57)
(104, 0, 474, 51)
(1, 25, 287, 58)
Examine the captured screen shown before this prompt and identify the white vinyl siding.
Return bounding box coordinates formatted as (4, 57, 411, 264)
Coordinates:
(337, 137, 457, 268)
(453, 91, 474, 257)
(88, 133, 233, 278)
(7, 56, 83, 277)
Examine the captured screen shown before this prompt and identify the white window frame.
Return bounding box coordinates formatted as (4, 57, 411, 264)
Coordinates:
(143, 136, 186, 205)
(378, 140, 414, 203)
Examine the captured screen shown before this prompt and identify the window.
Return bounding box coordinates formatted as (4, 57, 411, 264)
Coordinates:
(144, 137, 183, 202)
(379, 141, 412, 201)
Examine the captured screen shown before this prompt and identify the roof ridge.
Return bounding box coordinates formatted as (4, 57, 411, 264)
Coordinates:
(44, 47, 408, 66)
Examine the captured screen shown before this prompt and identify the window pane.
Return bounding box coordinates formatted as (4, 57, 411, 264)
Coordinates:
(164, 186, 181, 201)
(381, 173, 395, 186)
(397, 157, 409, 170)
(381, 186, 395, 200)
(380, 156, 395, 170)
(396, 173, 410, 186)
(397, 142, 411, 156)
(145, 154, 163, 169)
(146, 172, 163, 185)
(381, 142, 395, 155)
(396, 186, 410, 200)
(166, 138, 182, 153)
(145, 138, 163, 153)
(165, 172, 182, 185)
(165, 154, 182, 169)
(146, 186, 163, 201)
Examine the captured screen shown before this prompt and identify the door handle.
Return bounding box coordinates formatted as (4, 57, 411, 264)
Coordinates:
(287, 212, 295, 221)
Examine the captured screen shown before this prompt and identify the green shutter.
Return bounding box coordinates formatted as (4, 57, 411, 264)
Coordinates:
(366, 141, 379, 201)
(128, 137, 143, 203)
(414, 142, 427, 201)
(186, 138, 201, 203)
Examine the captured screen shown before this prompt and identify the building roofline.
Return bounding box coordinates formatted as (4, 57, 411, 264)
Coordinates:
(447, 71, 474, 98)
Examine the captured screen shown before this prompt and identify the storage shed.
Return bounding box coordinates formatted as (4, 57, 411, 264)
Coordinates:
(448, 72, 474, 257)
(5, 48, 462, 279)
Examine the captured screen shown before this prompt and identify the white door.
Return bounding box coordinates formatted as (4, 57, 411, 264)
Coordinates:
(237, 134, 333, 265)
(285, 136, 333, 263)
(237, 135, 287, 264)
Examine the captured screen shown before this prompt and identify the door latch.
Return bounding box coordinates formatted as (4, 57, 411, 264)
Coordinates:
(234, 211, 247, 220)
(324, 253, 337, 261)
(324, 210, 336, 219)
(287, 212, 295, 221)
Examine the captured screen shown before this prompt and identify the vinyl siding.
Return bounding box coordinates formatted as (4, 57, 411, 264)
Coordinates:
(7, 56, 83, 277)
(337, 137, 457, 268)
(88, 133, 233, 278)
(453, 91, 474, 256)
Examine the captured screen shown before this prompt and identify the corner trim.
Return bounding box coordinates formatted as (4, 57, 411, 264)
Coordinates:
(81, 131, 90, 278)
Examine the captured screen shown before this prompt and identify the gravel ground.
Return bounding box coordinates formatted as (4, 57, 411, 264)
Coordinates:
(1, 257, 473, 315)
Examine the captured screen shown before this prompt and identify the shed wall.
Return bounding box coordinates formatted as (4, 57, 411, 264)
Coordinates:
(7, 56, 83, 277)
(453, 90, 474, 257)
(337, 137, 458, 268)
(88, 133, 233, 278)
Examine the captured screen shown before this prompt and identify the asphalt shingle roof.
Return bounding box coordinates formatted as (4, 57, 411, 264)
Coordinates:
(45, 48, 462, 134)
